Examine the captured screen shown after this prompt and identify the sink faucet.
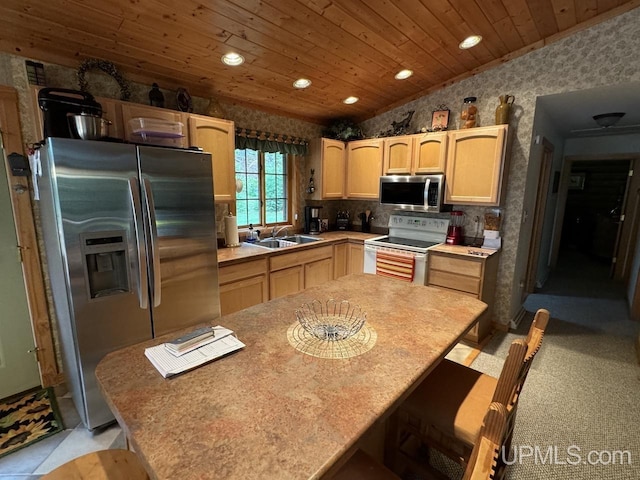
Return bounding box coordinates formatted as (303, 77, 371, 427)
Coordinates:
(271, 226, 289, 238)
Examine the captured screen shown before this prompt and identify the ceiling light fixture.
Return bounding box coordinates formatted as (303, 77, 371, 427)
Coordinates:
(343, 96, 359, 104)
(395, 69, 413, 80)
(293, 78, 312, 89)
(221, 52, 245, 66)
(593, 112, 625, 127)
(459, 35, 482, 49)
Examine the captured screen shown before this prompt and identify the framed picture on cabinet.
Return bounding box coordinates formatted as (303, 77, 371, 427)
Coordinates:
(431, 108, 450, 131)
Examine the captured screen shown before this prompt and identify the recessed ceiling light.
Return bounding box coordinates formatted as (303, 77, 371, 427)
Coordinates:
(293, 78, 312, 89)
(395, 69, 413, 80)
(343, 96, 359, 104)
(459, 35, 483, 49)
(221, 52, 245, 66)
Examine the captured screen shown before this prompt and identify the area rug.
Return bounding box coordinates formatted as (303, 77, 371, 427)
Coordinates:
(0, 387, 64, 459)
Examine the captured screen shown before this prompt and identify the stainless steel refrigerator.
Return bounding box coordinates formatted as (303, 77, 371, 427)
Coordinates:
(38, 138, 221, 430)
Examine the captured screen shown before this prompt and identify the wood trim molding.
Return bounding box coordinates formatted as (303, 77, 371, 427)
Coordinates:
(0, 85, 60, 387)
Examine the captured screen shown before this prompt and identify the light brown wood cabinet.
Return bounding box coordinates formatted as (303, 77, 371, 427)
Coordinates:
(445, 125, 508, 206)
(346, 139, 383, 199)
(427, 249, 499, 344)
(218, 258, 268, 316)
(383, 132, 447, 175)
(121, 103, 189, 148)
(334, 241, 364, 278)
(308, 138, 346, 200)
(188, 115, 236, 204)
(333, 242, 349, 279)
(269, 245, 333, 299)
(348, 243, 364, 274)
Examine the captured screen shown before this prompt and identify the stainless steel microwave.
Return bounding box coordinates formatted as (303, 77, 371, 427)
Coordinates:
(379, 174, 446, 212)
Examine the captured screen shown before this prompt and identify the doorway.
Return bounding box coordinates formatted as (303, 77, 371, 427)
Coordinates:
(549, 155, 640, 284)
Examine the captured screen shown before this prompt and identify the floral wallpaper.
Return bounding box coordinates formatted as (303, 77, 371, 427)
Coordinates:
(360, 7, 640, 325)
(2, 6, 640, 330)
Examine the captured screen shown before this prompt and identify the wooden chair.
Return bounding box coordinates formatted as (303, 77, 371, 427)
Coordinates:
(41, 449, 149, 480)
(332, 449, 400, 480)
(462, 402, 508, 480)
(389, 308, 549, 479)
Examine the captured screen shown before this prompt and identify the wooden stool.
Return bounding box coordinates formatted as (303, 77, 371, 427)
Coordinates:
(41, 449, 149, 480)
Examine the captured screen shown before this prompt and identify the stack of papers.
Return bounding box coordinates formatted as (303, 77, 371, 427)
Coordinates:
(145, 326, 245, 378)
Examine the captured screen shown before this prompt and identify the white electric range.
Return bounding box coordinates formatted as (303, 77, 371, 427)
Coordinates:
(363, 214, 449, 284)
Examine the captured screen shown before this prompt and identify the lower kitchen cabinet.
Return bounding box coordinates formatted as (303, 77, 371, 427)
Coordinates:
(270, 266, 304, 299)
(334, 241, 364, 278)
(348, 243, 364, 274)
(427, 249, 499, 344)
(269, 245, 333, 299)
(305, 257, 333, 288)
(333, 242, 348, 279)
(219, 258, 268, 315)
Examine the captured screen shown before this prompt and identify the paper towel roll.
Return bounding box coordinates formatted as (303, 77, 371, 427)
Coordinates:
(224, 214, 240, 247)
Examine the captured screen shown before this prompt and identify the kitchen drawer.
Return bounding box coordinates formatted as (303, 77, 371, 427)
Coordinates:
(270, 245, 333, 271)
(219, 258, 267, 284)
(429, 254, 482, 278)
(428, 270, 481, 295)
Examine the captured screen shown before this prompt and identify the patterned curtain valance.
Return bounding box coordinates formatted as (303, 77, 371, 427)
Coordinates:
(235, 128, 309, 156)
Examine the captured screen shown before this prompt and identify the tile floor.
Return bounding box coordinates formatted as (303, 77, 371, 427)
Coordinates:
(0, 390, 124, 479)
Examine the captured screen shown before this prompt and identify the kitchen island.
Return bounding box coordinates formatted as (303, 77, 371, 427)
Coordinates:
(95, 274, 486, 479)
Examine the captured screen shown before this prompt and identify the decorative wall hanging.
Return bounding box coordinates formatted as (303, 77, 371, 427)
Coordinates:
(176, 88, 193, 112)
(77, 59, 131, 101)
(430, 105, 450, 131)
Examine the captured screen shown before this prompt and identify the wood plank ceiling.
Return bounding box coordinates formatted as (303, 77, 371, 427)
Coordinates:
(0, 0, 637, 124)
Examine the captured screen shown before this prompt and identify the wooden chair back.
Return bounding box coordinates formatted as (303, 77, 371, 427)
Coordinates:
(462, 402, 508, 480)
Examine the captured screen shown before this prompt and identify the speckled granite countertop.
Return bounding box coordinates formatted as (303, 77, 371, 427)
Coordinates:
(429, 244, 500, 258)
(96, 274, 486, 480)
(217, 231, 380, 266)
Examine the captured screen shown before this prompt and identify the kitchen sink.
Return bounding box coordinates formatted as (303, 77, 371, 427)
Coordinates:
(280, 235, 322, 244)
(250, 239, 287, 249)
(245, 235, 322, 249)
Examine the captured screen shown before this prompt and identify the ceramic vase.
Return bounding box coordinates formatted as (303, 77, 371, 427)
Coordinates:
(495, 95, 514, 124)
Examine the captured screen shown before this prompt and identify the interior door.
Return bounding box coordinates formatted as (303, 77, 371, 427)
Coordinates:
(0, 145, 40, 398)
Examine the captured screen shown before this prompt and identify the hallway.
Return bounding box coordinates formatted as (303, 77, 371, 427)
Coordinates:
(474, 249, 640, 479)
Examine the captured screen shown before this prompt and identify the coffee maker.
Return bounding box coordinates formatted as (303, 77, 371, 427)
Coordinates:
(304, 206, 322, 234)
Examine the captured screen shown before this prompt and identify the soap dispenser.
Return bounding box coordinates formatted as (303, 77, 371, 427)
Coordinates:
(246, 224, 259, 242)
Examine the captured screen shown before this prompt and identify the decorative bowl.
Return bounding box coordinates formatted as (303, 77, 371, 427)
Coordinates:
(295, 299, 366, 341)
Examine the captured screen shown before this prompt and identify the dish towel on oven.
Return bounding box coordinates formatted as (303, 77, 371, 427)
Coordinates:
(375, 251, 415, 282)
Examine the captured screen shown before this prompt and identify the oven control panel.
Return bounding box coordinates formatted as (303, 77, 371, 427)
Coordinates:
(388, 215, 449, 234)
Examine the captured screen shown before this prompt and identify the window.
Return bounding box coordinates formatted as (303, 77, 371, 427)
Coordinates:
(235, 149, 289, 227)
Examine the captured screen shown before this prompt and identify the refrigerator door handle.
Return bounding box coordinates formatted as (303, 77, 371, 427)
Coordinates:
(142, 178, 162, 307)
(128, 178, 148, 310)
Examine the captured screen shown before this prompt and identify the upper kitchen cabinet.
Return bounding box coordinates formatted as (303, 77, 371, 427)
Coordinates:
(121, 104, 189, 148)
(188, 115, 236, 203)
(346, 139, 383, 199)
(308, 138, 346, 200)
(445, 125, 508, 206)
(383, 132, 448, 175)
(413, 132, 447, 174)
(383, 135, 414, 174)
